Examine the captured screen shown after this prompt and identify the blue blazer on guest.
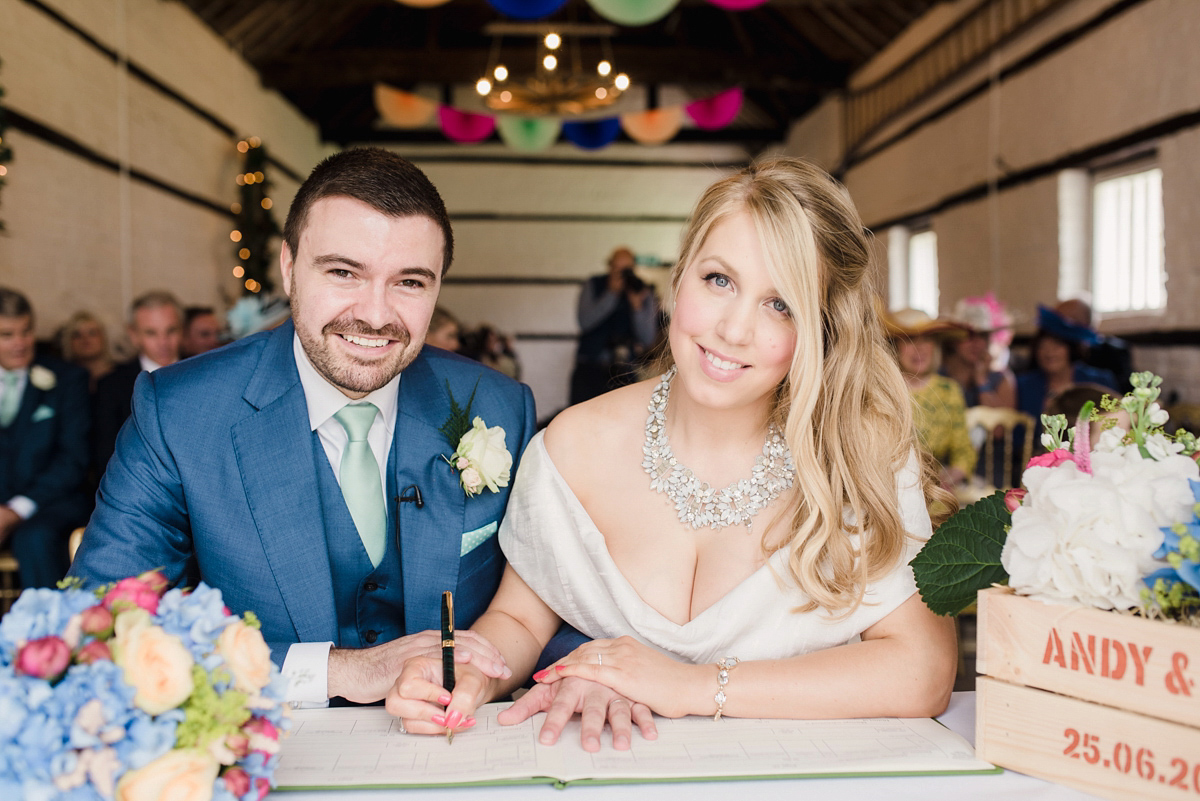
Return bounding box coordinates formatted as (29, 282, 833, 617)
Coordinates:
(70, 321, 537, 664)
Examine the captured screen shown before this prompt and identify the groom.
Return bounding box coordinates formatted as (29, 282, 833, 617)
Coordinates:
(71, 148, 540, 705)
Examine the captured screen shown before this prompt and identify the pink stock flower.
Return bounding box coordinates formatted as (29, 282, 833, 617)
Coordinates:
(80, 605, 115, 638)
(255, 777, 271, 801)
(222, 766, 251, 797)
(1026, 449, 1076, 470)
(75, 640, 113, 665)
(15, 635, 72, 680)
(103, 578, 161, 614)
(1004, 487, 1028, 513)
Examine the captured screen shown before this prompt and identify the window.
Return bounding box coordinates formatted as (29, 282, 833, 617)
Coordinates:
(888, 224, 939, 316)
(1091, 166, 1164, 313)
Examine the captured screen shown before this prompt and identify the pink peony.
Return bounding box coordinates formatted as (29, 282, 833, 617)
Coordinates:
(243, 717, 280, 756)
(136, 569, 169, 594)
(222, 766, 250, 797)
(1026, 449, 1076, 470)
(15, 635, 71, 680)
(80, 605, 115, 638)
(1004, 487, 1028, 513)
(103, 578, 161, 614)
(75, 640, 113, 665)
(225, 732, 250, 759)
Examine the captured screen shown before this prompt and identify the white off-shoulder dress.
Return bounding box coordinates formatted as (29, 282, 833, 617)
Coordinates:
(499, 432, 933, 664)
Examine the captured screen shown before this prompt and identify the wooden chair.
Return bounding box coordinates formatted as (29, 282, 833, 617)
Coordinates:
(965, 406, 1036, 491)
(0, 550, 19, 615)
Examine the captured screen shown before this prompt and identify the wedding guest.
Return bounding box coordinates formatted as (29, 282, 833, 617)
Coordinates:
(940, 295, 1016, 410)
(388, 157, 956, 748)
(71, 149, 575, 708)
(58, 310, 114, 392)
(0, 288, 92, 587)
(1017, 305, 1119, 425)
(181, 305, 223, 357)
(1054, 297, 1133, 393)
(92, 290, 184, 473)
(886, 308, 976, 491)
(424, 306, 461, 353)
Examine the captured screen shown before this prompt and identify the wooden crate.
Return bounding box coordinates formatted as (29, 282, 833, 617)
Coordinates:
(976, 587, 1200, 800)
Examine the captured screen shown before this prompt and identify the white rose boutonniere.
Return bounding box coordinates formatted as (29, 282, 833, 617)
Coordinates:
(440, 379, 513, 498)
(29, 365, 57, 391)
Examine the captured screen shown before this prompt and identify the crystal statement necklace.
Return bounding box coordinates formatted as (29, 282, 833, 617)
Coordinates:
(642, 367, 796, 531)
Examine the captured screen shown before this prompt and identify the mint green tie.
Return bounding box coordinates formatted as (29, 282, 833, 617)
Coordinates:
(0, 372, 19, 427)
(333, 403, 386, 568)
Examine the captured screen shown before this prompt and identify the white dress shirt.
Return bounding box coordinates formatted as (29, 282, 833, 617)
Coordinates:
(281, 334, 401, 704)
(1, 367, 36, 520)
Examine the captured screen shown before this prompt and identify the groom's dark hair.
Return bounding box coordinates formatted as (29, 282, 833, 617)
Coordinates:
(283, 147, 454, 275)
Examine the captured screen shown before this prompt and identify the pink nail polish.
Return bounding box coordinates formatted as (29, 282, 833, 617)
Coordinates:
(446, 710, 463, 727)
(463, 717, 476, 728)
(432, 714, 446, 726)
(437, 694, 452, 706)
(532, 669, 548, 681)
(555, 665, 565, 672)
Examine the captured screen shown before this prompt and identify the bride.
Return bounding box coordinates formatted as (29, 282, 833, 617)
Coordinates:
(387, 157, 957, 749)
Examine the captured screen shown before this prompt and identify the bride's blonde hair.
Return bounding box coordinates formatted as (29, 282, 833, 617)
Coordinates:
(662, 157, 941, 614)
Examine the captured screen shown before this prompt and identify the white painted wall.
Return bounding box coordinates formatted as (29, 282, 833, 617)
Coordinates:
(785, 0, 1200, 400)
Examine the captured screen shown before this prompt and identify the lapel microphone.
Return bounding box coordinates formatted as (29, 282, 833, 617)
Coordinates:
(397, 485, 424, 509)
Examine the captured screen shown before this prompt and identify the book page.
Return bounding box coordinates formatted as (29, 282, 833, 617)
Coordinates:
(275, 703, 995, 789)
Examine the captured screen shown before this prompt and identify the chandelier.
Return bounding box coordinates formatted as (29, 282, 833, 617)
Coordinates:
(475, 23, 630, 116)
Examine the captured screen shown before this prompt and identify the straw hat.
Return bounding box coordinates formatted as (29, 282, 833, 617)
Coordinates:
(882, 308, 960, 339)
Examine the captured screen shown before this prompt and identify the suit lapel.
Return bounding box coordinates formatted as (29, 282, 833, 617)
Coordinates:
(392, 353, 467, 634)
(231, 322, 338, 644)
(10, 366, 44, 430)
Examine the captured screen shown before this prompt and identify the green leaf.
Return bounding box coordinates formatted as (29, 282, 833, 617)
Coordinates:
(910, 491, 1011, 615)
(438, 378, 480, 451)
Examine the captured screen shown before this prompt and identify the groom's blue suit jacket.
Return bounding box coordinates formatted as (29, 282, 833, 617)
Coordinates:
(70, 321, 536, 664)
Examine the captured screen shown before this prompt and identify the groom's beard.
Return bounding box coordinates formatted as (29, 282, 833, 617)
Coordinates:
(298, 312, 416, 397)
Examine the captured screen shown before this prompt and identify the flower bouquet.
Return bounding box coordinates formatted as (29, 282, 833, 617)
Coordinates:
(912, 373, 1200, 801)
(911, 371, 1200, 617)
(0, 572, 289, 801)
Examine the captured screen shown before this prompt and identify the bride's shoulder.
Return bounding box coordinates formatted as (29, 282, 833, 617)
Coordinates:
(543, 378, 655, 469)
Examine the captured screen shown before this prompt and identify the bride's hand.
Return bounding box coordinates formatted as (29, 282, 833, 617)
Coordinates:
(532, 637, 707, 719)
(497, 676, 657, 752)
(384, 656, 490, 735)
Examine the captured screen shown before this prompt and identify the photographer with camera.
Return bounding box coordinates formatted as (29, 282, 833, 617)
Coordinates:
(569, 246, 661, 405)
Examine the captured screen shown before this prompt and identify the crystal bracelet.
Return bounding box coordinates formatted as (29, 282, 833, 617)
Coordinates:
(713, 656, 739, 721)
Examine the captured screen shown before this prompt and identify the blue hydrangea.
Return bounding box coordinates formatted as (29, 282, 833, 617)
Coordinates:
(1148, 479, 1200, 602)
(0, 588, 96, 665)
(154, 583, 233, 660)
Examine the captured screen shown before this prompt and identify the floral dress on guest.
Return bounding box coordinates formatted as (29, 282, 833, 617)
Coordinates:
(911, 374, 977, 477)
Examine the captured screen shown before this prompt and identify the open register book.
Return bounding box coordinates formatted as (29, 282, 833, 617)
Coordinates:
(274, 703, 997, 790)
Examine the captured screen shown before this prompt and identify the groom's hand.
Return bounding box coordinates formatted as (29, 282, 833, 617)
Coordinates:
(327, 629, 511, 703)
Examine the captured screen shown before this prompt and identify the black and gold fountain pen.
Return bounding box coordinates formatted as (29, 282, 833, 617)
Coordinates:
(441, 591, 455, 744)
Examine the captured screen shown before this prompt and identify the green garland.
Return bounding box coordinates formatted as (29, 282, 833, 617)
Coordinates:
(0, 57, 13, 232)
(232, 137, 279, 295)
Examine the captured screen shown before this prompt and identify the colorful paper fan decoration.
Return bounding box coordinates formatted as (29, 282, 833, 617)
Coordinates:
(586, 0, 680, 26)
(620, 107, 684, 145)
(703, 0, 769, 9)
(374, 84, 438, 128)
(487, 0, 570, 19)
(393, 0, 454, 7)
(562, 118, 622, 150)
(684, 87, 743, 130)
(438, 106, 497, 143)
(496, 115, 561, 152)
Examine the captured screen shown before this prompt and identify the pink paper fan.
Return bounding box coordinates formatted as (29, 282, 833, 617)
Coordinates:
(703, 0, 768, 9)
(684, 88, 743, 130)
(438, 107, 497, 144)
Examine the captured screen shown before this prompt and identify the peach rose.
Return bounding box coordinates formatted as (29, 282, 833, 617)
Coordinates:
(216, 622, 272, 693)
(114, 613, 195, 715)
(115, 749, 219, 801)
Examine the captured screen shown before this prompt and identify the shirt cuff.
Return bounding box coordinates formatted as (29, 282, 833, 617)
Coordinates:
(282, 641, 333, 707)
(5, 496, 36, 520)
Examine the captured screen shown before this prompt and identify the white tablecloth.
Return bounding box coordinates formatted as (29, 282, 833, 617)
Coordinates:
(277, 692, 1106, 800)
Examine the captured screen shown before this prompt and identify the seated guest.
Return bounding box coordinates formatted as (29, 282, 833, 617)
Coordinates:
(885, 308, 976, 491)
(941, 295, 1016, 410)
(1054, 297, 1133, 393)
(388, 157, 956, 748)
(181, 305, 223, 358)
(92, 290, 183, 474)
(59, 310, 114, 392)
(0, 288, 92, 587)
(1017, 306, 1119, 428)
(424, 305, 461, 352)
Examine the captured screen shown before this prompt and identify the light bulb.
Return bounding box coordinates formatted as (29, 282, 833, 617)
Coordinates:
(239, 248, 251, 259)
(476, 78, 492, 96)
(261, 198, 272, 210)
(494, 65, 508, 82)
(597, 60, 612, 77)
(236, 141, 249, 153)
(543, 54, 557, 71)
(500, 90, 512, 103)
(614, 73, 630, 91)
(544, 32, 561, 50)
(233, 266, 245, 278)
(595, 88, 608, 100)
